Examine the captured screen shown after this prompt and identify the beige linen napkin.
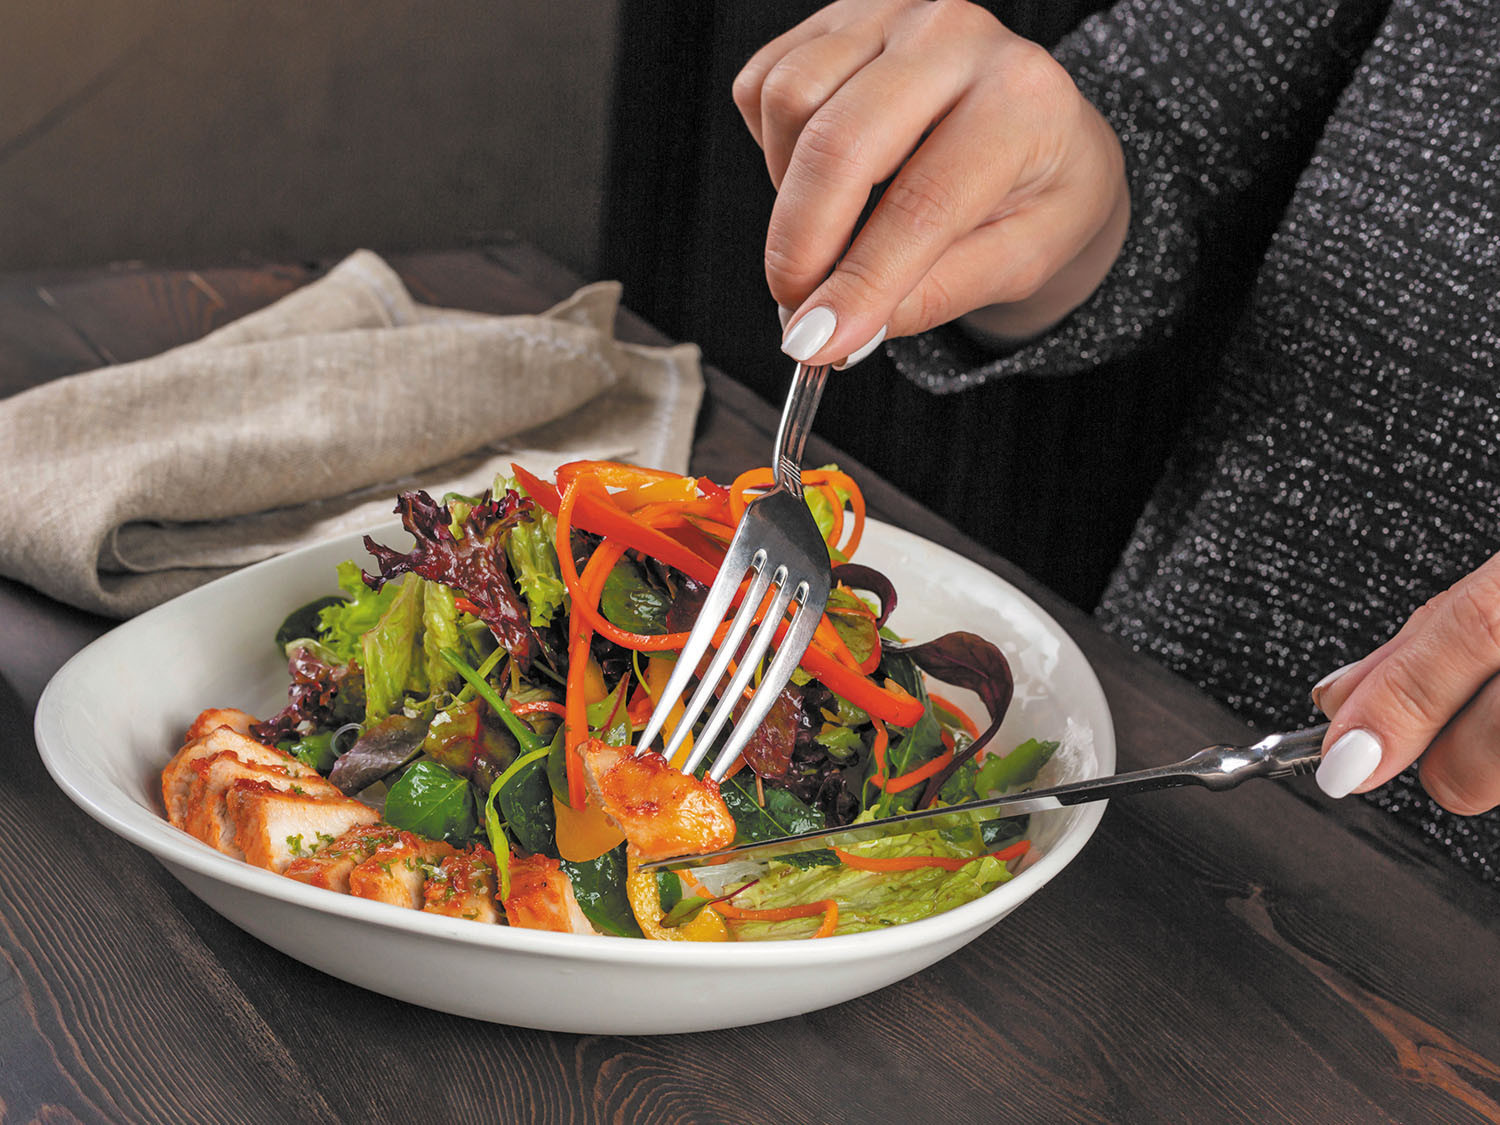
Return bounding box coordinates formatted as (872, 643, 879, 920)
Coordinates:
(0, 250, 703, 617)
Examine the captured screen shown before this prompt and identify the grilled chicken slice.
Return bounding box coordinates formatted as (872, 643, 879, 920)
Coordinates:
(183, 752, 340, 856)
(579, 740, 736, 862)
(422, 846, 501, 923)
(502, 853, 597, 934)
(347, 833, 458, 910)
(228, 782, 381, 873)
(184, 707, 256, 743)
(162, 726, 319, 828)
(283, 824, 407, 893)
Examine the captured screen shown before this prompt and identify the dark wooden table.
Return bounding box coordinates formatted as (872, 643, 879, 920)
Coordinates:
(2, 243, 1497, 1125)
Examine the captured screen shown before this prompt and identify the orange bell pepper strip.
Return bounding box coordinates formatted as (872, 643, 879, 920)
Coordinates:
(868, 747, 955, 794)
(518, 463, 718, 585)
(529, 462, 925, 728)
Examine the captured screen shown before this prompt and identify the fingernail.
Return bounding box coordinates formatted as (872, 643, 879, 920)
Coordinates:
(777, 304, 794, 330)
(833, 324, 888, 370)
(781, 306, 836, 362)
(1316, 728, 1383, 798)
(1310, 660, 1359, 708)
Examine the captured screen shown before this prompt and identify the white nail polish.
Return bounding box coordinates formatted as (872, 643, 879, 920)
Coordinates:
(777, 305, 794, 330)
(1316, 729, 1383, 799)
(833, 324, 888, 370)
(781, 306, 836, 362)
(1311, 661, 1359, 699)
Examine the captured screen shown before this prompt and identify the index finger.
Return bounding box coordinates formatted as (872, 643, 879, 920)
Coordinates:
(765, 48, 980, 323)
(1315, 551, 1500, 797)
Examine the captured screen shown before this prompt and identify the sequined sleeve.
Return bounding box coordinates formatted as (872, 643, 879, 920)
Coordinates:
(888, 0, 1386, 394)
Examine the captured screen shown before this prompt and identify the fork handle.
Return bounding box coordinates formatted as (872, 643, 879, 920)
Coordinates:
(772, 363, 831, 496)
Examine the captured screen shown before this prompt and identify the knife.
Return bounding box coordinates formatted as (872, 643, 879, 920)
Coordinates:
(637, 724, 1329, 872)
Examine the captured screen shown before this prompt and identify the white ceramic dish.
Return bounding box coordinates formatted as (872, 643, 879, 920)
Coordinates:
(35, 517, 1114, 1034)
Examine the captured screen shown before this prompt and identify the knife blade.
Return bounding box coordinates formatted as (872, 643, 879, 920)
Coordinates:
(637, 724, 1328, 872)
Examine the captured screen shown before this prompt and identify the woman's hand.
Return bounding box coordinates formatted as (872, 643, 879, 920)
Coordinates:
(1311, 551, 1500, 814)
(733, 0, 1130, 368)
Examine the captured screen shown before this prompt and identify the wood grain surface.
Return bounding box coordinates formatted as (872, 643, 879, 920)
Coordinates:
(0, 244, 1496, 1125)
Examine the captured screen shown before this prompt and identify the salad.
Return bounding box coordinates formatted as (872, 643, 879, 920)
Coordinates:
(161, 460, 1057, 941)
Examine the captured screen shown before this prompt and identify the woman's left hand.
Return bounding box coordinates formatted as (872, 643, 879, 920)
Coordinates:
(1311, 550, 1500, 814)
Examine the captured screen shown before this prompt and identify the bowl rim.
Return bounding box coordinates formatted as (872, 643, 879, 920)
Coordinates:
(35, 515, 1113, 968)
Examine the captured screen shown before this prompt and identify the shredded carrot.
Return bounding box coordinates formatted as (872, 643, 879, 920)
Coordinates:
(869, 748, 955, 794)
(819, 469, 865, 557)
(833, 840, 1032, 872)
(869, 717, 889, 777)
(991, 839, 1032, 864)
(815, 482, 845, 549)
(679, 871, 840, 938)
(529, 461, 925, 727)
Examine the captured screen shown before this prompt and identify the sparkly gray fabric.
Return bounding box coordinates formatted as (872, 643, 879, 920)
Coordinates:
(890, 0, 1500, 883)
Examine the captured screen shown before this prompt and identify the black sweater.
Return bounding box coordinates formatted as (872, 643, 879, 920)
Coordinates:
(891, 0, 1500, 883)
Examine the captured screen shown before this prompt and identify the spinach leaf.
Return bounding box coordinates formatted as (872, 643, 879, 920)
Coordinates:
(600, 559, 670, 635)
(279, 731, 337, 773)
(384, 759, 478, 845)
(561, 844, 643, 938)
(496, 741, 558, 856)
(721, 778, 826, 843)
(656, 870, 683, 913)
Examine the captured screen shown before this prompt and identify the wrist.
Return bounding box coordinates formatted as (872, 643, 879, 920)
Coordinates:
(959, 150, 1131, 346)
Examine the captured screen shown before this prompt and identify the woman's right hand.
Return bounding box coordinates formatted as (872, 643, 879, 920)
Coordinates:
(733, 0, 1130, 367)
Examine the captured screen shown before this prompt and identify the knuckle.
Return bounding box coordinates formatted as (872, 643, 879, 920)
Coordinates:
(759, 62, 827, 127)
(914, 277, 955, 331)
(762, 238, 819, 297)
(1004, 39, 1071, 104)
(826, 252, 893, 306)
(1443, 572, 1500, 662)
(795, 108, 870, 185)
(1377, 663, 1445, 731)
(923, 0, 1001, 40)
(880, 166, 964, 240)
(730, 66, 762, 115)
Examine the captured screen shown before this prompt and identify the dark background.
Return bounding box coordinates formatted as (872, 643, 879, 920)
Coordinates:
(601, 0, 1216, 613)
(7, 0, 1214, 612)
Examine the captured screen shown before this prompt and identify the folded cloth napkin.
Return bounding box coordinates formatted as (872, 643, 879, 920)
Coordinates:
(0, 250, 704, 617)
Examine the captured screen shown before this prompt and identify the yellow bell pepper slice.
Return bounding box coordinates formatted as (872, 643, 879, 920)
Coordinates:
(625, 858, 730, 942)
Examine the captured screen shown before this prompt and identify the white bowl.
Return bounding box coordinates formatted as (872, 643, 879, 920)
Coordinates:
(35, 518, 1113, 1034)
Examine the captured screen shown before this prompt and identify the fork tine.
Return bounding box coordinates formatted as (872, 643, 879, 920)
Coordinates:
(705, 582, 822, 782)
(659, 556, 775, 767)
(679, 573, 797, 776)
(634, 544, 761, 756)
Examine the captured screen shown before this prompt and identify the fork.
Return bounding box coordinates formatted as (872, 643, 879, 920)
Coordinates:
(635, 362, 834, 781)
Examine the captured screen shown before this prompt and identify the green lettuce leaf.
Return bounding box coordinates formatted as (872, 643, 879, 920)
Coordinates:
(728, 826, 1012, 940)
(420, 581, 463, 698)
(361, 574, 425, 722)
(504, 511, 567, 628)
(319, 560, 402, 665)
